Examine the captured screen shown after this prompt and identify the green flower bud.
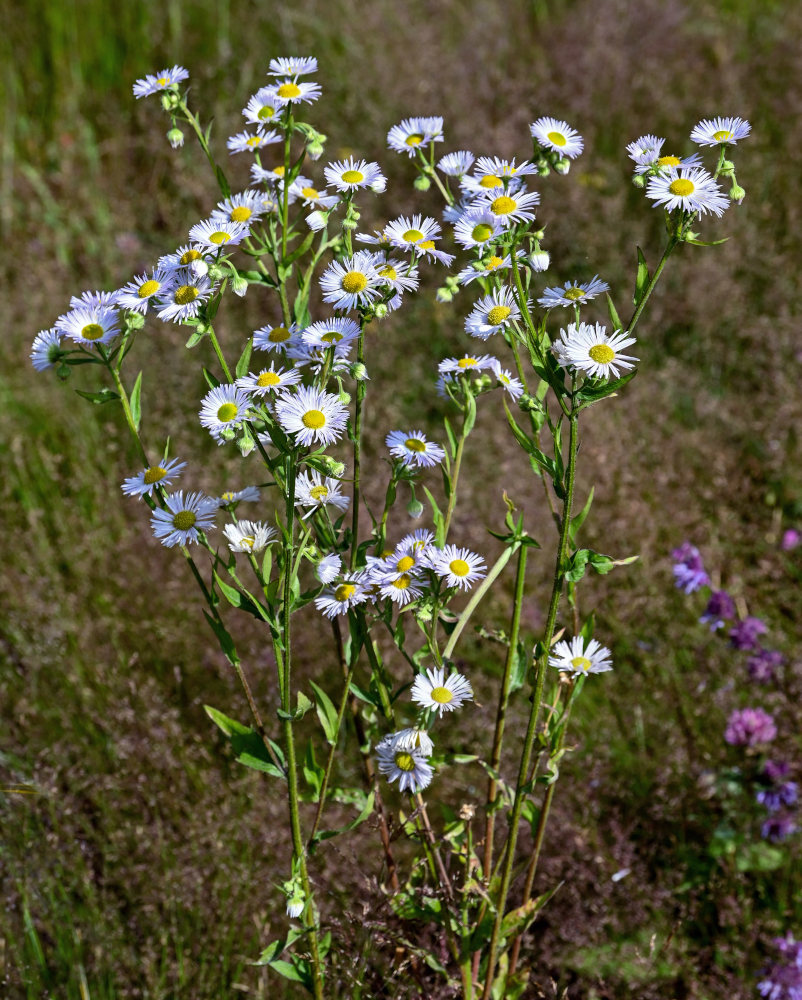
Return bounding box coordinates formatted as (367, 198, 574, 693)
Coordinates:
(631, 174, 646, 189)
(374, 303, 388, 319)
(413, 174, 431, 191)
(436, 287, 453, 303)
(160, 91, 181, 112)
(125, 311, 146, 330)
(406, 497, 425, 519)
(338, 390, 352, 406)
(56, 363, 71, 382)
(554, 158, 570, 175)
(729, 183, 746, 204)
(318, 456, 346, 478)
(349, 361, 369, 381)
(528, 249, 550, 272)
(166, 127, 184, 149)
(207, 263, 226, 282)
(219, 426, 237, 442)
(231, 275, 249, 297)
(307, 141, 324, 160)
(518, 393, 542, 413)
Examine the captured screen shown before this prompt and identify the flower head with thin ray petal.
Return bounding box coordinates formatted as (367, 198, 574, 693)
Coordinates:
(320, 252, 383, 311)
(295, 470, 349, 515)
(376, 732, 433, 793)
(387, 117, 444, 156)
(267, 78, 322, 106)
(315, 575, 369, 618)
(268, 56, 318, 77)
(243, 89, 282, 126)
(275, 386, 348, 447)
(122, 457, 187, 499)
(199, 384, 252, 442)
(223, 520, 276, 553)
(538, 275, 609, 309)
(227, 128, 281, 155)
(156, 274, 214, 322)
(151, 491, 217, 547)
(530, 117, 583, 158)
(411, 666, 474, 716)
(453, 210, 504, 250)
(324, 157, 385, 193)
(211, 190, 270, 226)
(465, 286, 523, 340)
(646, 167, 728, 217)
(386, 430, 445, 468)
(188, 219, 250, 250)
(690, 116, 751, 147)
(116, 269, 176, 314)
(553, 322, 637, 379)
(133, 65, 188, 99)
(476, 186, 540, 227)
(30, 329, 64, 371)
(549, 636, 613, 675)
(55, 305, 120, 347)
(236, 364, 302, 397)
(437, 151, 475, 177)
(425, 544, 486, 590)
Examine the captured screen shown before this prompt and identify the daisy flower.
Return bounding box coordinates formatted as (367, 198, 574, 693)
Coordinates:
(392, 728, 434, 757)
(223, 520, 276, 553)
(548, 635, 613, 675)
(464, 286, 523, 340)
(275, 386, 348, 447)
(456, 252, 516, 286)
(55, 305, 120, 347)
(121, 457, 187, 498)
(385, 214, 442, 252)
(236, 364, 302, 396)
(646, 166, 729, 217)
(462, 156, 536, 193)
(387, 116, 444, 156)
(626, 134, 664, 162)
(490, 362, 525, 400)
(633, 148, 702, 175)
(425, 544, 486, 590)
(437, 150, 475, 177)
(314, 575, 369, 618)
(411, 665, 474, 716)
(267, 78, 322, 106)
(211, 190, 270, 225)
(217, 486, 262, 505)
(320, 251, 383, 311)
(268, 56, 318, 77)
(288, 181, 339, 210)
(374, 259, 420, 295)
(253, 322, 300, 353)
(69, 289, 120, 310)
(386, 430, 445, 468)
(476, 186, 540, 227)
(199, 384, 252, 441)
(294, 470, 350, 514)
(377, 571, 425, 606)
(376, 733, 433, 793)
(324, 157, 385, 193)
(156, 274, 213, 322)
(530, 116, 584, 158)
(157, 244, 206, 274)
(150, 491, 218, 547)
(188, 218, 250, 250)
(453, 210, 503, 249)
(242, 89, 282, 126)
(537, 275, 609, 309)
(690, 116, 751, 146)
(316, 553, 342, 584)
(300, 317, 361, 352)
(553, 322, 638, 379)
(438, 353, 496, 376)
(30, 328, 64, 371)
(133, 65, 188, 99)
(116, 269, 176, 314)
(227, 128, 281, 155)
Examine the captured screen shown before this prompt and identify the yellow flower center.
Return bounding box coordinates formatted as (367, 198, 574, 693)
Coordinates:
(379, 265, 397, 280)
(431, 686, 454, 704)
(402, 228, 424, 243)
(277, 82, 301, 99)
(563, 287, 585, 301)
(302, 409, 326, 429)
(257, 371, 281, 387)
(657, 155, 681, 167)
(669, 178, 695, 197)
(138, 279, 160, 298)
(490, 195, 516, 215)
(571, 656, 592, 673)
(418, 240, 435, 251)
(269, 326, 290, 342)
(546, 130, 567, 146)
(487, 305, 511, 326)
(172, 510, 196, 530)
(458, 358, 477, 368)
(712, 129, 732, 142)
(395, 751, 416, 771)
(241, 535, 256, 549)
(405, 133, 424, 146)
(258, 105, 275, 120)
(272, 165, 285, 177)
(320, 331, 342, 343)
(396, 555, 415, 572)
(156, 77, 168, 86)
(301, 186, 319, 199)
(334, 583, 355, 602)
(143, 466, 166, 485)
(471, 223, 493, 242)
(486, 255, 504, 269)
(81, 323, 105, 340)
(341, 271, 368, 294)
(588, 344, 615, 364)
(230, 206, 252, 222)
(246, 136, 262, 148)
(217, 402, 239, 422)
(175, 285, 199, 305)
(480, 174, 502, 188)
(404, 438, 426, 452)
(180, 249, 202, 265)
(208, 231, 231, 245)
(449, 558, 470, 577)
(309, 484, 329, 500)
(341, 169, 365, 184)
(393, 574, 412, 590)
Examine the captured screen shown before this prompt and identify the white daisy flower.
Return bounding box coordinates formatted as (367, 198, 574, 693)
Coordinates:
(690, 116, 751, 147)
(320, 251, 383, 311)
(324, 157, 385, 193)
(437, 150, 475, 177)
(456, 252, 516, 285)
(411, 665, 474, 716)
(199, 384, 252, 441)
(374, 259, 420, 295)
(314, 575, 369, 618)
(150, 490, 217, 547)
(237, 364, 302, 396)
(30, 328, 64, 371)
(300, 317, 361, 353)
(121, 457, 187, 498)
(425, 544, 486, 590)
(626, 134, 664, 162)
(646, 166, 729, 217)
(392, 728, 434, 757)
(376, 732, 433, 793)
(438, 353, 496, 376)
(55, 305, 120, 347)
(537, 275, 610, 309)
(242, 89, 282, 126)
(453, 210, 503, 249)
(268, 56, 318, 77)
(157, 244, 206, 275)
(376, 568, 424, 605)
(253, 322, 300, 353)
(398, 529, 435, 556)
(633, 149, 702, 176)
(133, 65, 188, 99)
(210, 190, 269, 225)
(490, 362, 524, 400)
(548, 635, 613, 675)
(464, 286, 523, 340)
(216, 486, 262, 505)
(227, 128, 281, 155)
(116, 269, 176, 314)
(223, 520, 276, 553)
(252, 163, 289, 187)
(156, 275, 213, 322)
(295, 470, 350, 515)
(288, 182, 339, 210)
(386, 430, 445, 469)
(267, 78, 322, 106)
(530, 116, 584, 158)
(69, 289, 120, 310)
(462, 156, 536, 194)
(316, 553, 342, 584)
(477, 186, 540, 227)
(553, 321, 638, 379)
(387, 116, 444, 156)
(275, 386, 348, 447)
(188, 218, 250, 249)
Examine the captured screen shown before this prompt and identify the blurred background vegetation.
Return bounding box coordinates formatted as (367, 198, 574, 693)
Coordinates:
(1, 0, 801, 997)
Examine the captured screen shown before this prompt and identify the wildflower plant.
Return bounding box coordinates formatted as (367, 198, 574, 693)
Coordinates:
(33, 57, 752, 997)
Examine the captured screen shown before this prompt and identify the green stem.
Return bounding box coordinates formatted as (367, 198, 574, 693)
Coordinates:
(350, 322, 367, 571)
(206, 323, 233, 383)
(443, 426, 466, 542)
(307, 663, 355, 846)
(104, 356, 148, 465)
(442, 544, 518, 662)
(625, 238, 677, 338)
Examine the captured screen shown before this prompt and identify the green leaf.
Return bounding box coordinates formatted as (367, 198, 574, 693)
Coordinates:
(310, 790, 375, 847)
(235, 338, 253, 379)
(215, 165, 232, 200)
(606, 292, 622, 330)
(129, 371, 143, 431)
(265, 958, 309, 985)
(284, 229, 315, 265)
(500, 882, 562, 940)
(203, 706, 285, 779)
(202, 366, 221, 390)
(568, 486, 594, 548)
(213, 572, 269, 621)
(423, 486, 445, 545)
(295, 690, 313, 719)
(185, 328, 206, 349)
(575, 369, 637, 407)
(309, 680, 339, 745)
(74, 387, 119, 405)
(564, 548, 590, 583)
(587, 550, 639, 575)
(634, 245, 649, 305)
(685, 235, 729, 247)
(202, 610, 240, 666)
(302, 742, 323, 800)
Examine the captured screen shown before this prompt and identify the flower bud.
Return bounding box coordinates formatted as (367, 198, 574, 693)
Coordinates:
(631, 174, 646, 189)
(319, 456, 346, 478)
(307, 141, 324, 160)
(338, 390, 352, 406)
(729, 183, 746, 204)
(436, 287, 453, 303)
(370, 176, 387, 193)
(207, 263, 226, 282)
(533, 229, 545, 240)
(528, 249, 550, 272)
(286, 894, 305, 919)
(166, 127, 185, 149)
(406, 497, 425, 519)
(125, 311, 146, 330)
(56, 363, 71, 382)
(518, 393, 542, 413)
(342, 216, 359, 231)
(413, 174, 431, 191)
(160, 91, 181, 112)
(306, 210, 328, 232)
(190, 259, 209, 278)
(554, 158, 570, 175)
(349, 361, 369, 381)
(537, 163, 551, 176)
(219, 426, 237, 441)
(374, 303, 388, 319)
(231, 274, 249, 297)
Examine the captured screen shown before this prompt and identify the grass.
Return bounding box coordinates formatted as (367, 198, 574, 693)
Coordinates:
(2, 0, 801, 996)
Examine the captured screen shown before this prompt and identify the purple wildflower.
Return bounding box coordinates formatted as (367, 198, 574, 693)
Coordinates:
(765, 760, 792, 783)
(671, 542, 710, 594)
(760, 813, 798, 843)
(724, 707, 777, 747)
(730, 615, 768, 650)
(781, 528, 801, 552)
(758, 933, 802, 998)
(757, 783, 798, 812)
(748, 648, 785, 683)
(699, 589, 736, 630)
